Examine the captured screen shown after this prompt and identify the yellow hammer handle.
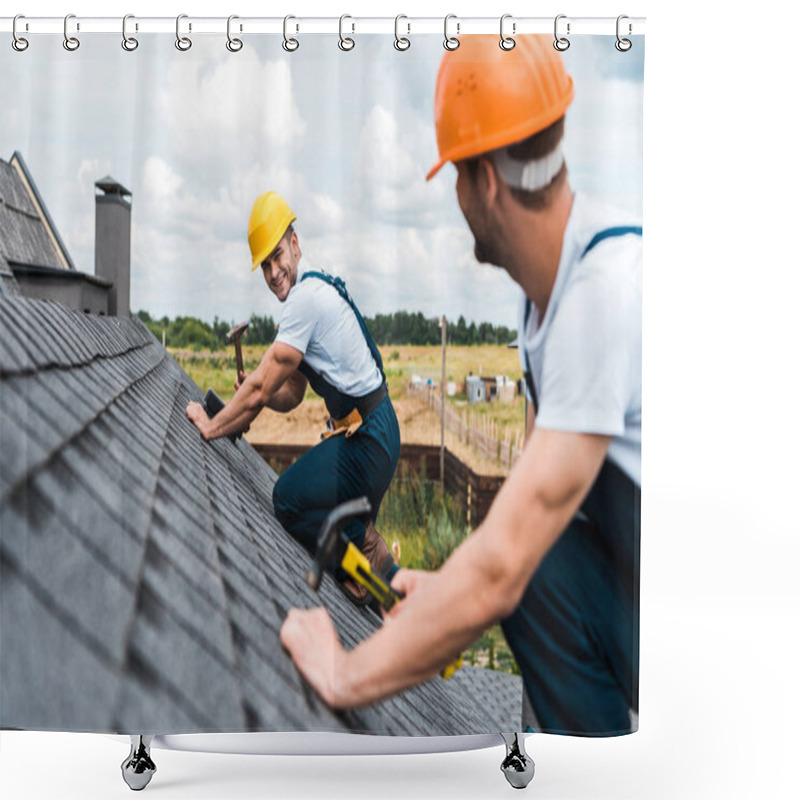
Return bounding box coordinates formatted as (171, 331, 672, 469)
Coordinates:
(341, 543, 463, 678)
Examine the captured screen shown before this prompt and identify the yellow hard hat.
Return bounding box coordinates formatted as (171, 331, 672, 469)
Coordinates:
(248, 191, 297, 271)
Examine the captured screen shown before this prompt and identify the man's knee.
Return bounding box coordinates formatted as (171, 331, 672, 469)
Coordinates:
(272, 473, 296, 529)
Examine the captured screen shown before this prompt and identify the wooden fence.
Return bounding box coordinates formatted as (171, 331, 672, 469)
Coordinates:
(409, 384, 524, 471)
(251, 442, 505, 527)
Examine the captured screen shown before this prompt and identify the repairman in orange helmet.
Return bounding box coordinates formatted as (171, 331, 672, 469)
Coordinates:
(187, 192, 400, 607)
(282, 35, 643, 737)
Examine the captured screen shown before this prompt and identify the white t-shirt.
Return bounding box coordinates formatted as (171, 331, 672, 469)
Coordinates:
(275, 263, 383, 398)
(518, 192, 642, 485)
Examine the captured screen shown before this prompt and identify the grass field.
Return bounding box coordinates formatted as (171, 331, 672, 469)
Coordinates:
(374, 465, 519, 673)
(174, 342, 526, 433)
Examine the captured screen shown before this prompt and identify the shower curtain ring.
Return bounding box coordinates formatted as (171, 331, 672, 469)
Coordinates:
(226, 15, 243, 52)
(12, 15, 29, 51)
(283, 15, 299, 51)
(175, 14, 192, 51)
(63, 14, 80, 51)
(394, 15, 410, 51)
(122, 15, 139, 51)
(339, 15, 355, 51)
(553, 14, 570, 51)
(443, 14, 460, 51)
(499, 14, 515, 50)
(615, 15, 632, 51)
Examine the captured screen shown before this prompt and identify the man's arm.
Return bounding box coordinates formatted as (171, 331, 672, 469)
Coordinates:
(186, 341, 303, 440)
(280, 427, 611, 708)
(265, 370, 308, 413)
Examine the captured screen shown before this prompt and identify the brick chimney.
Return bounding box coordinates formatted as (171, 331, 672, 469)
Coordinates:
(94, 176, 131, 317)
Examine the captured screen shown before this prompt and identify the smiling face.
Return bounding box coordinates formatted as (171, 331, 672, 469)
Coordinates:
(260, 228, 301, 302)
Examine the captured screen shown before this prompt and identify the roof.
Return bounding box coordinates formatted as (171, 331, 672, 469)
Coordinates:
(0, 152, 76, 272)
(0, 252, 20, 296)
(449, 665, 525, 732)
(9, 261, 112, 288)
(0, 294, 521, 735)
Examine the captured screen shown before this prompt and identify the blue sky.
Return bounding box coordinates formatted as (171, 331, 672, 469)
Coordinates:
(1, 34, 643, 326)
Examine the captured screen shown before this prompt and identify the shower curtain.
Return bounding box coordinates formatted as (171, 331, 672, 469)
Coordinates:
(0, 25, 644, 742)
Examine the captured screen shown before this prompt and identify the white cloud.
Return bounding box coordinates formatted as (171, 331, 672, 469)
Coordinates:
(2, 34, 641, 332)
(355, 105, 449, 227)
(156, 57, 306, 165)
(142, 157, 184, 204)
(77, 158, 107, 198)
(564, 74, 643, 214)
(299, 222, 519, 328)
(130, 156, 349, 322)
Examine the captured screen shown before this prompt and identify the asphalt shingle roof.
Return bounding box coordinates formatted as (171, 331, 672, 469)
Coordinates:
(0, 158, 65, 271)
(0, 295, 521, 735)
(0, 253, 20, 296)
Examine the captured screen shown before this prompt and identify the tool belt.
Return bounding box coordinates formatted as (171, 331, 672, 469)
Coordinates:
(320, 382, 388, 440)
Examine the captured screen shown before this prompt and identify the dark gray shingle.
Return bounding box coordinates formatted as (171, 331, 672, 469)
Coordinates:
(0, 294, 522, 735)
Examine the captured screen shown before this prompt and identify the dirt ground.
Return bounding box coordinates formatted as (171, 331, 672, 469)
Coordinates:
(244, 394, 510, 477)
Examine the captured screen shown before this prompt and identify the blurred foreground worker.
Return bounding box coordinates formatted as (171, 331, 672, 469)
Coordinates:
(186, 193, 400, 605)
(281, 35, 641, 735)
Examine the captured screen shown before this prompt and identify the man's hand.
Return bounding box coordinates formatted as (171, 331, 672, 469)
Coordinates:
(280, 607, 349, 708)
(234, 370, 247, 391)
(384, 569, 434, 621)
(186, 401, 211, 440)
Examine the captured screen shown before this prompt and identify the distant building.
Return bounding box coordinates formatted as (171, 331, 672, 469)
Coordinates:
(467, 374, 517, 404)
(0, 151, 131, 316)
(466, 374, 486, 404)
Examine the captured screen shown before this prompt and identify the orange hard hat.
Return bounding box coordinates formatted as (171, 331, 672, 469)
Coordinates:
(427, 35, 574, 181)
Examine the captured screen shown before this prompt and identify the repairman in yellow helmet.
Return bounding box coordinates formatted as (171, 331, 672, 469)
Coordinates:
(186, 192, 400, 606)
(282, 36, 643, 737)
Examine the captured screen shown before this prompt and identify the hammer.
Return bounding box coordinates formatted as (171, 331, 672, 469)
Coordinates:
(307, 499, 463, 680)
(226, 321, 249, 384)
(308, 498, 404, 612)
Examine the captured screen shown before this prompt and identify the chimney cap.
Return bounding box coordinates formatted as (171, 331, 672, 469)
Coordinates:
(95, 176, 131, 197)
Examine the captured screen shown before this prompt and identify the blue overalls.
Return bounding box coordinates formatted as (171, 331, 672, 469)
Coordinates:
(271, 272, 400, 566)
(502, 226, 642, 736)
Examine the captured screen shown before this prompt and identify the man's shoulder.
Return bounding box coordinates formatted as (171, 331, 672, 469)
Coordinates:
(555, 201, 642, 329)
(284, 269, 345, 320)
(297, 268, 345, 297)
(568, 198, 641, 290)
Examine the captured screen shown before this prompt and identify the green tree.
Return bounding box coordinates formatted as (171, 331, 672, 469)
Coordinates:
(247, 314, 277, 344)
(212, 316, 231, 348)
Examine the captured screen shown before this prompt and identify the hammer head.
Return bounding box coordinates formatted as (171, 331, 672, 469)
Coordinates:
(225, 321, 249, 344)
(306, 497, 373, 592)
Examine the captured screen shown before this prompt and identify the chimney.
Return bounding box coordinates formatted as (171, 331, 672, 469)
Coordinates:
(95, 176, 132, 317)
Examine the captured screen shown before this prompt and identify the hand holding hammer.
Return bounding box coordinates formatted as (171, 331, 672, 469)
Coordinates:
(226, 320, 250, 431)
(226, 321, 249, 389)
(307, 499, 463, 680)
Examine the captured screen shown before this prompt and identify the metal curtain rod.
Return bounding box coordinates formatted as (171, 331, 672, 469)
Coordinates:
(0, 16, 646, 36)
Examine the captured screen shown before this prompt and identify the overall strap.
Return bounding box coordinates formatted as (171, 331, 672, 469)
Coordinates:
(301, 271, 385, 379)
(522, 226, 642, 416)
(581, 225, 642, 259)
(522, 301, 539, 414)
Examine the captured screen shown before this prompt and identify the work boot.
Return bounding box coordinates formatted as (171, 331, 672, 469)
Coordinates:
(361, 521, 395, 579)
(338, 522, 395, 608)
